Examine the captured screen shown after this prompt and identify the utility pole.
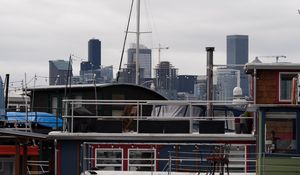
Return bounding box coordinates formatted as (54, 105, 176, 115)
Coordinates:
(153, 44, 169, 64)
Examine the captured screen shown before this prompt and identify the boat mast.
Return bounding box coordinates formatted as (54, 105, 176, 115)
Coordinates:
(135, 0, 140, 85)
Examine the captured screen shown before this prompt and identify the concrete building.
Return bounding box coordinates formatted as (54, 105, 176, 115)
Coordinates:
(49, 60, 72, 85)
(227, 35, 249, 97)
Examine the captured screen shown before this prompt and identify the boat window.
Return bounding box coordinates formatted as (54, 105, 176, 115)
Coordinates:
(279, 73, 297, 101)
(128, 149, 155, 171)
(265, 112, 296, 154)
(95, 149, 123, 171)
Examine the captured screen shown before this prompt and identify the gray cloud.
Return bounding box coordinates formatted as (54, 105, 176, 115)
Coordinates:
(0, 0, 300, 86)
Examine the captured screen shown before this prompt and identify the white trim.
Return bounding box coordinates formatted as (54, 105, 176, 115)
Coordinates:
(94, 148, 123, 171)
(128, 148, 156, 171)
(278, 72, 298, 102)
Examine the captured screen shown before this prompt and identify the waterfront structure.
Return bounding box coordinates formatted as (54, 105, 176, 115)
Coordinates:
(88, 39, 101, 69)
(49, 60, 72, 85)
(154, 61, 178, 99)
(227, 35, 249, 97)
(245, 61, 300, 174)
(215, 68, 240, 101)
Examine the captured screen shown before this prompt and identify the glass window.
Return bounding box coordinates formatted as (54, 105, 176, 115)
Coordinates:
(128, 149, 155, 171)
(265, 112, 296, 154)
(95, 149, 123, 171)
(280, 73, 297, 101)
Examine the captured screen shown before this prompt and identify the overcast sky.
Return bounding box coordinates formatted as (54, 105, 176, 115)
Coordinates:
(0, 0, 300, 88)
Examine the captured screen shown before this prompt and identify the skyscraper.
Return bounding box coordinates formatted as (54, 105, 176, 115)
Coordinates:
(226, 35, 249, 97)
(49, 60, 72, 85)
(154, 61, 178, 99)
(88, 39, 101, 69)
(127, 44, 152, 79)
(215, 68, 240, 101)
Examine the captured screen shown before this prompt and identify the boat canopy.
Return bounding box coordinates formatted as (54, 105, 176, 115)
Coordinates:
(6, 112, 63, 128)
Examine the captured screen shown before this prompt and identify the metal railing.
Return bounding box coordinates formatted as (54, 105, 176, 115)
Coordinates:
(27, 160, 50, 175)
(62, 99, 253, 134)
(81, 142, 256, 174)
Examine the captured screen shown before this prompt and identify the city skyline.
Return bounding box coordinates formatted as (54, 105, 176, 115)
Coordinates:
(0, 0, 300, 86)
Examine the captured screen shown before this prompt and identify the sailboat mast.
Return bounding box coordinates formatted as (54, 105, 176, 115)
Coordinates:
(135, 0, 140, 85)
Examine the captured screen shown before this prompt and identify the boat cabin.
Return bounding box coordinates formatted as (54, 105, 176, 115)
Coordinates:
(245, 62, 300, 174)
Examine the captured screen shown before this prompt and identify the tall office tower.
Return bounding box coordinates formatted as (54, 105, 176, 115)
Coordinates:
(215, 68, 240, 101)
(127, 44, 152, 79)
(176, 75, 197, 94)
(227, 35, 249, 97)
(154, 61, 178, 99)
(88, 39, 101, 69)
(49, 60, 72, 85)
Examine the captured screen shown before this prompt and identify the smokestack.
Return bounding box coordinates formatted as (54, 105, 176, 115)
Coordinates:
(5, 74, 9, 111)
(206, 47, 214, 117)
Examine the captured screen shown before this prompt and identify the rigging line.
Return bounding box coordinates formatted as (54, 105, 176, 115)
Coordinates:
(147, 0, 160, 45)
(144, 0, 153, 48)
(25, 76, 35, 86)
(116, 0, 135, 82)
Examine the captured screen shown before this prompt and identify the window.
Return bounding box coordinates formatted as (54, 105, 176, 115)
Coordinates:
(95, 149, 123, 171)
(265, 112, 296, 154)
(128, 149, 156, 171)
(280, 73, 298, 101)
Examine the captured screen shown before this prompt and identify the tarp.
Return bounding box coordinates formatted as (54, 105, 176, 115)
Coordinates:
(6, 112, 63, 129)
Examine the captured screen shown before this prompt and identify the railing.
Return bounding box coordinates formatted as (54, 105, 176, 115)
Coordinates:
(62, 99, 254, 134)
(27, 160, 49, 175)
(81, 142, 256, 174)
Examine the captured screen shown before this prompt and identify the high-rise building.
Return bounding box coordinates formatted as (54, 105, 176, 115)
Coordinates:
(176, 75, 197, 94)
(127, 44, 152, 79)
(154, 61, 178, 99)
(49, 60, 72, 85)
(227, 35, 249, 97)
(88, 39, 101, 69)
(215, 68, 240, 101)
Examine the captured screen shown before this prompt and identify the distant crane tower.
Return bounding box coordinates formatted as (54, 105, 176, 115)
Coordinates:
(256, 55, 286, 63)
(152, 44, 169, 64)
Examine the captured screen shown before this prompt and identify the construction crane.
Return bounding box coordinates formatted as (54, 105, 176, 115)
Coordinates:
(256, 55, 286, 63)
(152, 44, 169, 64)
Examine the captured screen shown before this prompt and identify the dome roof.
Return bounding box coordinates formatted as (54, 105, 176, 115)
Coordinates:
(233, 87, 243, 97)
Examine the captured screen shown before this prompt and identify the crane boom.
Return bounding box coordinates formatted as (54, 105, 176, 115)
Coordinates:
(152, 44, 169, 64)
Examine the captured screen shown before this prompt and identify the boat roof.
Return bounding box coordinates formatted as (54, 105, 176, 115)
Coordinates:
(0, 128, 47, 139)
(244, 62, 300, 74)
(48, 131, 255, 142)
(27, 83, 158, 93)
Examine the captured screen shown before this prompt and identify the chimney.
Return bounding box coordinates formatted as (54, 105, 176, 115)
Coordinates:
(206, 47, 214, 117)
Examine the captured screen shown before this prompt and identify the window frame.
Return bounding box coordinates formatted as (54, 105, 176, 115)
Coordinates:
(128, 148, 156, 171)
(278, 72, 298, 102)
(264, 112, 297, 154)
(94, 148, 123, 171)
